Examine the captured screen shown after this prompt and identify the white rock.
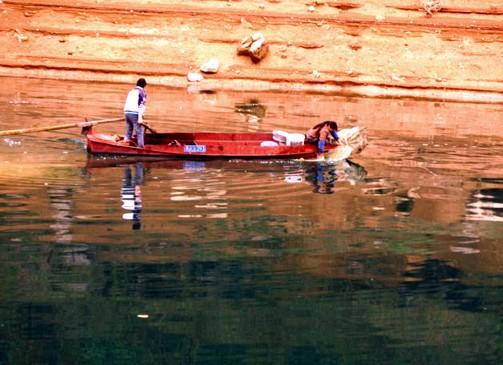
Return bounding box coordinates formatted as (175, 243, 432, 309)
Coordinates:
(187, 72, 204, 82)
(251, 32, 265, 42)
(200, 58, 220, 73)
(249, 38, 265, 53)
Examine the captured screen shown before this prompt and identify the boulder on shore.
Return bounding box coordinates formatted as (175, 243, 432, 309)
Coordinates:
(237, 32, 269, 62)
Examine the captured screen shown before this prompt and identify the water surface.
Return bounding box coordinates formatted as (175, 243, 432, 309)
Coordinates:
(1, 77, 503, 364)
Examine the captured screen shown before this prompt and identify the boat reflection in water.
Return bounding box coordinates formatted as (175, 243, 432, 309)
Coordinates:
(88, 156, 366, 194)
(120, 162, 143, 230)
(87, 156, 367, 228)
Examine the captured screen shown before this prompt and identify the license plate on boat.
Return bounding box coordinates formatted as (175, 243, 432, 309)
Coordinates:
(184, 145, 206, 153)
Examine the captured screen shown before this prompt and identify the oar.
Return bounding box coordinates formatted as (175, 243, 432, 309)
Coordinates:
(0, 117, 124, 137)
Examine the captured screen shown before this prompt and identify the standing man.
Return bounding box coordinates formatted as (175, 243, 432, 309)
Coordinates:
(123, 78, 147, 148)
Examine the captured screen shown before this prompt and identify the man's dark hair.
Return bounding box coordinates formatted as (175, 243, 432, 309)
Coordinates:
(136, 78, 147, 88)
(326, 120, 338, 131)
(312, 120, 338, 131)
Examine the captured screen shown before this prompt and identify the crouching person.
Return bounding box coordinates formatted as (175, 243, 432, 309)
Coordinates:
(305, 120, 339, 158)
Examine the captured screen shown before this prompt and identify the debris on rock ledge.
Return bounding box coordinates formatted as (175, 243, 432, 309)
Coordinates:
(14, 29, 28, 42)
(390, 73, 405, 82)
(421, 0, 441, 16)
(327, 2, 361, 10)
(237, 32, 269, 63)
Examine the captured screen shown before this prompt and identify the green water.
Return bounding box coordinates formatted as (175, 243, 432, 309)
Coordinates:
(0, 77, 502, 364)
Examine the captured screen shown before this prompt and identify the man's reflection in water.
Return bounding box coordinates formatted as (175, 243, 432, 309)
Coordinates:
(306, 163, 337, 194)
(303, 160, 367, 194)
(466, 188, 503, 222)
(395, 195, 416, 216)
(121, 162, 143, 230)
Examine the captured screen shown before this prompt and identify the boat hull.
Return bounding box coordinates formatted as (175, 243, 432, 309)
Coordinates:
(85, 130, 335, 160)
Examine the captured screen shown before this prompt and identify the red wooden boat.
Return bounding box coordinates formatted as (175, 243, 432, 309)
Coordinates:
(84, 126, 337, 159)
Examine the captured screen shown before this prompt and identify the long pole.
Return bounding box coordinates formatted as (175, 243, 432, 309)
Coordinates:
(0, 117, 123, 137)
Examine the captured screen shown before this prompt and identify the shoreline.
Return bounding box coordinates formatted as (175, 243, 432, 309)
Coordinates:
(1, 0, 502, 104)
(2, 66, 502, 104)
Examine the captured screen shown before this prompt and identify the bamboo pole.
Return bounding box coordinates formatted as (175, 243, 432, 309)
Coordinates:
(0, 117, 124, 137)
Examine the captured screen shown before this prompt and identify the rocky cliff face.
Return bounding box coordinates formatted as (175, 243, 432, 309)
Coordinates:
(1, 0, 502, 102)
